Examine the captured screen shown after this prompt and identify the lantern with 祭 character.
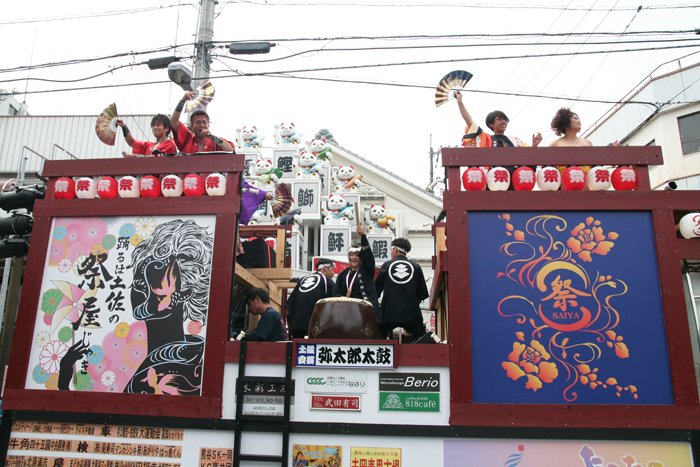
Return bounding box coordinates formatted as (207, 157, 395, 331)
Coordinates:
(487, 166, 510, 191)
(679, 213, 700, 239)
(205, 173, 226, 196)
(162, 174, 184, 197)
(97, 176, 118, 199)
(54, 177, 76, 199)
(537, 166, 561, 191)
(562, 166, 586, 191)
(118, 176, 140, 198)
(462, 167, 486, 191)
(140, 175, 161, 197)
(611, 166, 637, 191)
(183, 174, 206, 197)
(512, 167, 535, 191)
(75, 177, 97, 199)
(587, 166, 611, 191)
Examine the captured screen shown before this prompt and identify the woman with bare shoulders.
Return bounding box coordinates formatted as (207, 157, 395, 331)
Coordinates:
(549, 108, 593, 147)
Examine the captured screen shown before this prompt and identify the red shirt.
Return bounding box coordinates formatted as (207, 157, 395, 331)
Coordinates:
(132, 139, 177, 156)
(174, 121, 233, 153)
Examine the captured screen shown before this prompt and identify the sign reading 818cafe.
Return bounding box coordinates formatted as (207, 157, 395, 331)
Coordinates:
(296, 343, 395, 369)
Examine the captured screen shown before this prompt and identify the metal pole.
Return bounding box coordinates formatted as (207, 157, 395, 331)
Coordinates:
(429, 134, 434, 185)
(0, 259, 12, 339)
(193, 0, 217, 94)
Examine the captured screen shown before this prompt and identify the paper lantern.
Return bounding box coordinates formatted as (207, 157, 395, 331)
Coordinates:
(679, 213, 700, 239)
(162, 174, 183, 197)
(611, 166, 637, 191)
(205, 173, 227, 196)
(536, 166, 561, 191)
(586, 166, 611, 191)
(486, 166, 510, 191)
(54, 177, 76, 199)
(140, 175, 161, 197)
(183, 174, 206, 197)
(75, 177, 97, 199)
(97, 176, 118, 199)
(118, 176, 140, 198)
(462, 167, 486, 191)
(562, 167, 586, 191)
(512, 167, 535, 191)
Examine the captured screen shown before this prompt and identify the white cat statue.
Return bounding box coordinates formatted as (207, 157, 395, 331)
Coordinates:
(322, 193, 355, 225)
(236, 126, 266, 150)
(331, 165, 365, 193)
(248, 200, 274, 225)
(294, 151, 324, 179)
(247, 158, 282, 190)
(307, 138, 333, 161)
(274, 123, 303, 146)
(364, 204, 395, 234)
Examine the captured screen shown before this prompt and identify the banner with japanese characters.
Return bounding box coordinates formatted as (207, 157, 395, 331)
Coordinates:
(468, 211, 673, 404)
(296, 343, 395, 369)
(350, 447, 400, 467)
(293, 445, 341, 467)
(25, 215, 216, 396)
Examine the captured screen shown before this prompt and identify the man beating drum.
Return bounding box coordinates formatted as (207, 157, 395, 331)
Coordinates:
(285, 258, 336, 339)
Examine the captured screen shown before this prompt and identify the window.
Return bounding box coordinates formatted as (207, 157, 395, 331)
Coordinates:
(679, 112, 700, 155)
(8, 104, 18, 116)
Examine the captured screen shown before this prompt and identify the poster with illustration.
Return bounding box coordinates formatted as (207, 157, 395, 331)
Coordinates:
(24, 215, 216, 396)
(468, 211, 674, 405)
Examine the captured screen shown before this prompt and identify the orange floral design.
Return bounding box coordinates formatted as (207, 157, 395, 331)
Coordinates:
(502, 340, 558, 392)
(566, 216, 617, 262)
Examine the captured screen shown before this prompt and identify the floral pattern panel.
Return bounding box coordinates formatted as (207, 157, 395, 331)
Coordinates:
(468, 211, 673, 405)
(25, 215, 216, 396)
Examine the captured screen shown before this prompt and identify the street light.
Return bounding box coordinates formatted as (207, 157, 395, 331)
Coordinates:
(167, 62, 194, 91)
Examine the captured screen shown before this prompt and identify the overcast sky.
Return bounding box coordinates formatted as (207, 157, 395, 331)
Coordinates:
(2, 0, 699, 190)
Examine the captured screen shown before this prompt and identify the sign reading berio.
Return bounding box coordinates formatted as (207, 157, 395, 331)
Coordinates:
(379, 373, 440, 392)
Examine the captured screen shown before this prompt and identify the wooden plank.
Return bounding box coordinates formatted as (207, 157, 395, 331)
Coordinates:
(273, 281, 297, 290)
(235, 267, 267, 289)
(441, 146, 663, 167)
(436, 225, 446, 252)
(249, 268, 293, 280)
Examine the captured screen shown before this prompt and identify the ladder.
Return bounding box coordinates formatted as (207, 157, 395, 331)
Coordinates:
(234, 341, 294, 467)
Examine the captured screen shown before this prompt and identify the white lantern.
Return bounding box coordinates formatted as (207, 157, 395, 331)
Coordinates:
(162, 174, 184, 197)
(536, 166, 561, 191)
(75, 177, 97, 199)
(679, 213, 700, 239)
(205, 173, 227, 196)
(586, 166, 611, 191)
(486, 166, 511, 191)
(118, 176, 140, 198)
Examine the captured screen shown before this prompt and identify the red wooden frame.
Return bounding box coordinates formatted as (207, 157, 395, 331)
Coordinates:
(442, 146, 700, 429)
(3, 155, 244, 419)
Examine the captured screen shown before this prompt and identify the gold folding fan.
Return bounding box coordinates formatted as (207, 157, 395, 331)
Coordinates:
(435, 70, 473, 107)
(185, 80, 216, 113)
(95, 103, 118, 146)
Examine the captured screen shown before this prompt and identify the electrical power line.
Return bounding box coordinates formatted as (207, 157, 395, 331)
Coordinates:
(0, 4, 195, 26)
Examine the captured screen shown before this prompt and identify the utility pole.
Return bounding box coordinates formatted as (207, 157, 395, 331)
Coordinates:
(428, 135, 441, 186)
(193, 0, 218, 109)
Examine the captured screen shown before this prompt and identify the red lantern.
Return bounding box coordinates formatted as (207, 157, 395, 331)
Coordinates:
(183, 174, 206, 197)
(118, 176, 140, 198)
(97, 176, 118, 198)
(75, 177, 97, 199)
(54, 177, 76, 199)
(162, 174, 184, 197)
(140, 175, 161, 197)
(586, 166, 611, 191)
(462, 167, 486, 191)
(205, 173, 227, 196)
(486, 166, 510, 191)
(536, 166, 561, 191)
(611, 166, 637, 191)
(561, 166, 586, 191)
(512, 167, 535, 191)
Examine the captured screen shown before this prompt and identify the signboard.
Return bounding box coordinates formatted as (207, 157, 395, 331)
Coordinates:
(237, 378, 295, 417)
(379, 392, 439, 412)
(286, 232, 304, 270)
(200, 448, 233, 467)
(273, 149, 297, 180)
(293, 445, 341, 467)
(295, 343, 395, 369)
(320, 165, 332, 196)
(304, 371, 367, 393)
(242, 153, 257, 178)
(320, 225, 351, 257)
(444, 439, 693, 467)
(469, 211, 674, 405)
(351, 447, 401, 467)
(379, 373, 440, 392)
(292, 180, 321, 220)
(367, 234, 393, 264)
(25, 215, 215, 396)
(310, 394, 361, 411)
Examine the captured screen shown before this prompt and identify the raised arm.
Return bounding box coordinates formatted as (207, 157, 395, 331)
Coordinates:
(115, 120, 135, 148)
(171, 91, 195, 138)
(455, 91, 474, 128)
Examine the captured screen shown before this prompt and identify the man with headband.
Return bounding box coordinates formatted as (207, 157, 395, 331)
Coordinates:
(334, 225, 382, 335)
(285, 258, 336, 339)
(375, 237, 429, 341)
(170, 91, 235, 153)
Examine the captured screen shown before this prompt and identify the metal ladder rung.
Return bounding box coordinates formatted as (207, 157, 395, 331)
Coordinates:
(239, 415, 286, 423)
(239, 454, 285, 463)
